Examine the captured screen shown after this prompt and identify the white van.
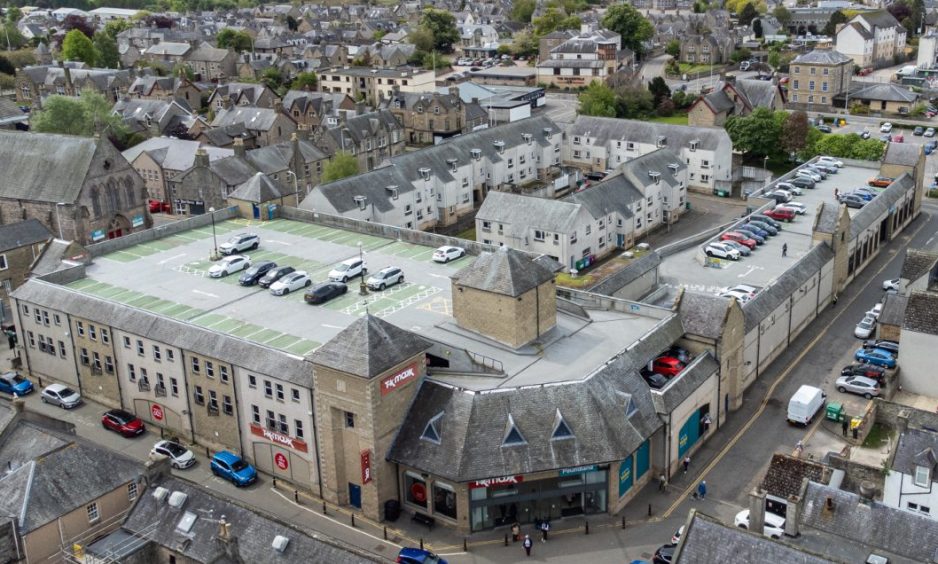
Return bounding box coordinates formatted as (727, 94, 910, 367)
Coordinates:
(897, 65, 917, 77)
(787, 385, 826, 425)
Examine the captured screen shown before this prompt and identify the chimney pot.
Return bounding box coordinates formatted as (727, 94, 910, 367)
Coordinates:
(825, 496, 834, 511)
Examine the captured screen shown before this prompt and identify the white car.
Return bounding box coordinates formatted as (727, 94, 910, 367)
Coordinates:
(151, 439, 196, 469)
(705, 242, 740, 260)
(727, 284, 759, 297)
(776, 202, 806, 215)
(40, 383, 81, 409)
(328, 258, 367, 282)
(854, 315, 876, 339)
(208, 255, 251, 278)
(770, 189, 793, 202)
(882, 278, 900, 292)
(817, 156, 844, 168)
(734, 509, 785, 539)
(866, 302, 883, 319)
(218, 233, 259, 255)
(881, 122, 893, 133)
(433, 246, 466, 263)
(269, 271, 311, 295)
(366, 267, 405, 290)
(721, 289, 753, 303)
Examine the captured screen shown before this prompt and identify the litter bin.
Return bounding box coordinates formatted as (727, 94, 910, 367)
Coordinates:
(384, 499, 401, 522)
(826, 402, 844, 422)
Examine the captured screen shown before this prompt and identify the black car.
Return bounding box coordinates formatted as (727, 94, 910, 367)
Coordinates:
(258, 266, 295, 288)
(841, 363, 886, 382)
(752, 214, 782, 230)
(748, 220, 778, 236)
(238, 260, 277, 286)
(304, 281, 348, 304)
(863, 339, 899, 355)
(654, 544, 676, 564)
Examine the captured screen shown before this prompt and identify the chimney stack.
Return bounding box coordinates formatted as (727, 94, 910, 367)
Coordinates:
(233, 137, 246, 158)
(748, 488, 766, 536)
(195, 147, 210, 168)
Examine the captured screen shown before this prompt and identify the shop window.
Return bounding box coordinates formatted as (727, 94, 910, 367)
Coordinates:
(433, 482, 457, 520)
(405, 473, 428, 508)
(421, 411, 444, 444)
(552, 410, 574, 440)
(502, 414, 526, 447)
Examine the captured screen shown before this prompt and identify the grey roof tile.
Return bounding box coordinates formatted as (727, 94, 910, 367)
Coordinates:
(760, 454, 831, 501)
(878, 293, 908, 326)
(452, 246, 555, 297)
(893, 428, 938, 475)
(229, 172, 284, 202)
(744, 243, 834, 331)
(588, 251, 661, 296)
(792, 49, 853, 65)
(678, 291, 730, 339)
(0, 219, 51, 253)
(900, 248, 938, 283)
(850, 174, 915, 238)
(902, 291, 938, 335)
(0, 131, 99, 203)
(310, 314, 431, 379)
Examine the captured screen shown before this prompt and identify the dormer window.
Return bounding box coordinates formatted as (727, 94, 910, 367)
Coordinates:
(354, 195, 367, 210)
(419, 167, 431, 181)
(386, 185, 399, 200)
(522, 133, 532, 145)
(915, 465, 931, 487)
(502, 414, 526, 447)
(649, 171, 660, 184)
(656, 136, 667, 148)
(420, 411, 444, 444)
(689, 140, 699, 151)
(447, 158, 458, 172)
(493, 140, 505, 154)
(471, 148, 482, 160)
(552, 410, 574, 440)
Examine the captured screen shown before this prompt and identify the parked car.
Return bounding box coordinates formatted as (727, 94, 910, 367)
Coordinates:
(861, 129, 872, 139)
(748, 220, 778, 236)
(854, 315, 876, 339)
(734, 226, 766, 244)
(397, 547, 448, 564)
(801, 166, 826, 180)
(721, 289, 754, 303)
(769, 189, 792, 203)
(304, 281, 348, 304)
(796, 169, 822, 182)
(851, 187, 877, 201)
(671, 526, 684, 545)
(764, 208, 796, 222)
(722, 285, 759, 303)
(734, 509, 785, 538)
(880, 133, 893, 142)
(841, 364, 886, 380)
(789, 177, 815, 190)
(866, 302, 884, 319)
(705, 242, 740, 260)
(721, 231, 757, 249)
(218, 233, 259, 255)
(102, 409, 145, 437)
(812, 163, 838, 175)
(148, 199, 170, 213)
(777, 201, 808, 214)
(366, 267, 405, 290)
(432, 246, 466, 263)
(882, 278, 900, 292)
(914, 126, 925, 136)
(210, 451, 257, 487)
(817, 124, 832, 133)
(269, 271, 311, 295)
(751, 214, 782, 229)
(838, 194, 866, 209)
(862, 339, 899, 355)
(259, 265, 295, 288)
(836, 375, 881, 399)
(788, 385, 826, 425)
(926, 141, 937, 155)
(652, 356, 685, 377)
(0, 372, 33, 396)
(854, 347, 897, 368)
(817, 156, 844, 168)
(880, 122, 893, 133)
(238, 260, 277, 286)
(40, 383, 81, 408)
(328, 257, 367, 282)
(208, 255, 251, 278)
(653, 544, 676, 564)
(926, 127, 936, 137)
(723, 240, 752, 256)
(868, 176, 894, 188)
(151, 439, 196, 469)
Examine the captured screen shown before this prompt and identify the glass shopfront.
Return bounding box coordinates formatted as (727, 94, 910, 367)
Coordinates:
(468, 468, 608, 531)
(403, 471, 459, 522)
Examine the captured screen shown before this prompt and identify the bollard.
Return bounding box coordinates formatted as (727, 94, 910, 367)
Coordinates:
(322, 501, 327, 515)
(464, 537, 468, 552)
(504, 533, 509, 546)
(622, 516, 626, 529)
(648, 503, 653, 517)
(294, 490, 299, 503)
(351, 514, 356, 527)
(383, 526, 388, 541)
(585, 521, 590, 535)
(272, 477, 277, 488)
(420, 538, 424, 550)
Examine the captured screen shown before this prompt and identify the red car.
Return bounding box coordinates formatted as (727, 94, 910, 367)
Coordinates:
(868, 176, 894, 188)
(652, 356, 685, 377)
(148, 199, 170, 213)
(763, 208, 795, 222)
(102, 409, 145, 437)
(721, 231, 757, 249)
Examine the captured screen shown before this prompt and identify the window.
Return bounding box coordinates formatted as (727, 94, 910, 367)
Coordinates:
(194, 386, 204, 405)
(276, 383, 284, 401)
(128, 364, 136, 382)
(92, 352, 101, 370)
(223, 395, 233, 416)
(502, 414, 526, 446)
(205, 361, 214, 378)
(105, 356, 114, 373)
(810, 67, 816, 75)
(27, 331, 34, 347)
(191, 357, 200, 373)
(220, 366, 229, 383)
(793, 80, 799, 90)
(292, 388, 301, 403)
(345, 411, 355, 428)
(208, 390, 218, 410)
(915, 465, 931, 487)
(421, 412, 444, 444)
(278, 414, 288, 434)
(295, 419, 304, 439)
(76, 321, 85, 337)
(101, 329, 109, 344)
(533, 230, 545, 242)
(266, 410, 276, 430)
(127, 482, 138, 501)
(170, 377, 178, 396)
(433, 482, 457, 519)
(252, 405, 261, 424)
(86, 502, 99, 523)
(808, 80, 815, 91)
(53, 313, 61, 326)
(166, 349, 174, 362)
(88, 324, 96, 340)
(405, 473, 427, 508)
(58, 341, 66, 358)
(249, 375, 257, 388)
(42, 311, 49, 326)
(264, 380, 273, 398)
(80, 348, 89, 365)
(21, 305, 27, 316)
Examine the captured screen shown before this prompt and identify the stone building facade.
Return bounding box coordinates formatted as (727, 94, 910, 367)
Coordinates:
(186, 351, 240, 453)
(71, 315, 121, 409)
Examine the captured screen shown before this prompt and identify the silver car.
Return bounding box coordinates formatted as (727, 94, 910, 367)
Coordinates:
(40, 383, 82, 409)
(835, 375, 880, 399)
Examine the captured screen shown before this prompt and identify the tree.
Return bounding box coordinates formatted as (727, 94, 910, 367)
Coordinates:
(823, 10, 848, 36)
(0, 23, 26, 50)
(322, 152, 360, 183)
(657, 98, 676, 117)
(4, 7, 22, 24)
(146, 14, 174, 29)
(578, 80, 617, 117)
(753, 18, 764, 38)
(261, 67, 285, 93)
(602, 4, 654, 55)
(286, 15, 299, 31)
(31, 93, 127, 140)
(731, 47, 752, 63)
(672, 90, 693, 109)
(665, 39, 681, 58)
(291, 72, 318, 91)
(102, 19, 132, 40)
(63, 14, 94, 39)
(773, 5, 791, 26)
(533, 7, 580, 36)
(511, 30, 539, 57)
(420, 8, 459, 53)
(781, 111, 809, 154)
(648, 76, 671, 107)
(172, 62, 195, 81)
(217, 28, 253, 53)
(62, 30, 96, 65)
(93, 33, 119, 68)
(852, 138, 887, 160)
(725, 107, 781, 156)
(511, 0, 536, 23)
(739, 3, 758, 26)
(614, 86, 654, 118)
(408, 27, 435, 52)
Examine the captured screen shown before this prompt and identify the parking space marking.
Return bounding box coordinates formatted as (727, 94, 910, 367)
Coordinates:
(285, 339, 320, 356)
(267, 334, 301, 349)
(159, 253, 187, 265)
(192, 289, 219, 298)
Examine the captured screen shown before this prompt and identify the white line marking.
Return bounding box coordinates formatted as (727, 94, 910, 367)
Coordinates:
(192, 290, 218, 298)
(428, 273, 449, 279)
(267, 240, 292, 246)
(159, 253, 186, 265)
(322, 324, 345, 329)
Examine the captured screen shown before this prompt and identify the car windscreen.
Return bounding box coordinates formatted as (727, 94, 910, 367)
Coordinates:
(231, 460, 248, 472)
(11, 375, 25, 384)
(60, 387, 76, 396)
(166, 443, 187, 457)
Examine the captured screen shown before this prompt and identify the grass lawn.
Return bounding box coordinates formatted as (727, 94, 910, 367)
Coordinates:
(455, 227, 475, 240)
(647, 114, 689, 126)
(862, 422, 893, 449)
(678, 63, 716, 75)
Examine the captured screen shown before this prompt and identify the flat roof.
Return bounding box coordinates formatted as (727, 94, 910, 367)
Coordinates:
(67, 218, 661, 391)
(658, 161, 879, 295)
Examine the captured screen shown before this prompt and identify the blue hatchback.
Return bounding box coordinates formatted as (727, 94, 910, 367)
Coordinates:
(210, 451, 257, 487)
(854, 348, 896, 369)
(0, 372, 33, 396)
(397, 548, 447, 564)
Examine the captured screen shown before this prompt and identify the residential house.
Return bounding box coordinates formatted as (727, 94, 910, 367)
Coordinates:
(678, 34, 735, 65)
(0, 220, 51, 306)
(383, 87, 471, 145)
(786, 49, 854, 110)
(127, 75, 203, 109)
(142, 41, 193, 69)
(0, 131, 149, 245)
(688, 76, 786, 127)
(112, 98, 204, 139)
(458, 24, 501, 59)
(0, 98, 27, 130)
(373, 44, 416, 68)
(847, 82, 919, 114)
(281, 90, 356, 130)
(536, 28, 629, 88)
(208, 82, 280, 110)
(15, 64, 132, 107)
(897, 291, 938, 397)
(310, 109, 404, 172)
(317, 66, 436, 106)
(210, 106, 297, 147)
(885, 426, 938, 519)
(836, 11, 907, 69)
(186, 41, 238, 81)
(121, 137, 234, 204)
(563, 115, 734, 194)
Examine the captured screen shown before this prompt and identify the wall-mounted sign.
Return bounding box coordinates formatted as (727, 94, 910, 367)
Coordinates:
(361, 450, 372, 484)
(380, 362, 418, 396)
(91, 229, 106, 242)
(469, 475, 524, 489)
(132, 214, 144, 228)
(250, 423, 308, 453)
(559, 464, 598, 477)
(150, 404, 164, 421)
(274, 452, 289, 470)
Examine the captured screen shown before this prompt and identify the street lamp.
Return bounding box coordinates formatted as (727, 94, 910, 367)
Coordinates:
(54, 202, 66, 240)
(287, 171, 299, 206)
(763, 155, 769, 182)
(358, 241, 368, 296)
(209, 206, 218, 260)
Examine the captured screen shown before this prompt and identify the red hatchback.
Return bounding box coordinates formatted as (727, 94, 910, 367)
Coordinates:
(652, 356, 685, 377)
(721, 231, 757, 249)
(102, 409, 145, 437)
(764, 208, 795, 222)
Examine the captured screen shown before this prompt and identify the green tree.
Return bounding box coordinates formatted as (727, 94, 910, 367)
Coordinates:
(602, 3, 654, 55)
(216, 28, 253, 52)
(291, 71, 318, 90)
(578, 80, 617, 117)
(102, 19, 132, 39)
(511, 0, 536, 23)
(823, 10, 848, 36)
(533, 7, 581, 36)
(511, 30, 539, 57)
(322, 152, 360, 183)
(753, 18, 764, 38)
(852, 138, 887, 160)
(648, 76, 671, 107)
(420, 8, 459, 53)
(731, 47, 752, 63)
(5, 7, 22, 24)
(408, 27, 435, 53)
(614, 86, 654, 118)
(725, 107, 781, 157)
(31, 92, 127, 139)
(261, 67, 285, 93)
(61, 29, 96, 65)
(739, 2, 758, 26)
(173, 62, 195, 81)
(773, 5, 791, 26)
(0, 23, 26, 50)
(665, 39, 681, 58)
(93, 32, 120, 68)
(781, 111, 809, 154)
(657, 98, 676, 117)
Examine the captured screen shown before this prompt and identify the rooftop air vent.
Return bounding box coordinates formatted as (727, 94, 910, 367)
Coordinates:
(522, 133, 532, 144)
(543, 127, 553, 138)
(419, 167, 431, 180)
(272, 535, 290, 553)
(152, 487, 169, 502)
(168, 491, 188, 508)
(668, 163, 680, 172)
(656, 136, 667, 147)
(648, 171, 661, 179)
(471, 148, 482, 160)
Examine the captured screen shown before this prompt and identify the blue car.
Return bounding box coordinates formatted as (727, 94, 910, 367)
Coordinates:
(738, 223, 769, 238)
(397, 548, 447, 564)
(210, 451, 256, 487)
(0, 372, 33, 396)
(926, 141, 937, 155)
(735, 226, 766, 244)
(854, 348, 896, 369)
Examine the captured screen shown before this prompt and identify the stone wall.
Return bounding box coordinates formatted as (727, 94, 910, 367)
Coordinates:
(85, 207, 239, 258)
(827, 454, 886, 498)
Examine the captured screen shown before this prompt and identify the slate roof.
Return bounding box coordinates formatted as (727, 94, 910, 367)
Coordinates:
(120, 476, 377, 563)
(0, 98, 27, 126)
(892, 428, 938, 476)
(882, 143, 923, 167)
(855, 10, 904, 30)
(476, 191, 584, 237)
(310, 314, 431, 379)
(212, 106, 283, 132)
(814, 202, 840, 235)
(0, 131, 100, 203)
(588, 251, 661, 296)
(0, 219, 51, 253)
(734, 79, 782, 109)
(792, 49, 852, 65)
(878, 293, 908, 326)
(387, 349, 664, 481)
(851, 83, 918, 103)
(453, 246, 555, 297)
(651, 352, 719, 413)
(568, 115, 732, 153)
(188, 41, 231, 62)
(903, 291, 938, 335)
(145, 41, 191, 56)
(900, 248, 938, 283)
(702, 88, 736, 113)
(228, 172, 284, 203)
(122, 137, 233, 171)
(850, 174, 915, 238)
(743, 243, 835, 331)
(678, 291, 730, 339)
(760, 454, 830, 500)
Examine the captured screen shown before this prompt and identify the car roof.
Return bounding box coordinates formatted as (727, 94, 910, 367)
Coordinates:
(845, 375, 878, 385)
(213, 450, 240, 463)
(44, 383, 67, 392)
(107, 409, 133, 418)
(340, 257, 361, 265)
(399, 547, 434, 558)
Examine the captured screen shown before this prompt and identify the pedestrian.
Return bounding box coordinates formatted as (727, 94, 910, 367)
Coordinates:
(703, 414, 712, 433)
(523, 534, 533, 557)
(841, 417, 849, 437)
(658, 473, 668, 492)
(683, 455, 691, 474)
(697, 481, 707, 500)
(832, 294, 838, 306)
(782, 243, 788, 257)
(5, 329, 14, 350)
(511, 521, 521, 542)
(540, 519, 550, 542)
(834, 188, 839, 198)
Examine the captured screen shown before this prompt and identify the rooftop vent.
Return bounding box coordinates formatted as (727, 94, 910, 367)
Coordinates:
(168, 491, 188, 509)
(152, 487, 169, 502)
(272, 535, 290, 553)
(522, 133, 532, 144)
(419, 167, 431, 180)
(493, 140, 505, 153)
(825, 496, 835, 511)
(648, 171, 661, 179)
(543, 127, 553, 138)
(667, 163, 680, 172)
(656, 135, 667, 147)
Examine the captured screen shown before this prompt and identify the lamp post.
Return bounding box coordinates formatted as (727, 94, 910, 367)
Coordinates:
(763, 155, 769, 183)
(209, 206, 218, 260)
(287, 171, 299, 206)
(358, 241, 368, 296)
(54, 202, 66, 240)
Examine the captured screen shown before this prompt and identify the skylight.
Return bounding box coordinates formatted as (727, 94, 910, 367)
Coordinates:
(176, 511, 197, 534)
(502, 414, 527, 447)
(420, 411, 444, 444)
(552, 409, 574, 440)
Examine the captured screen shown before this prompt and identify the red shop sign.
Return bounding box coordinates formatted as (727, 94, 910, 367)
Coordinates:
(274, 452, 289, 470)
(361, 450, 372, 484)
(411, 482, 427, 503)
(250, 424, 309, 453)
(469, 475, 524, 489)
(151, 404, 164, 421)
(381, 363, 418, 396)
